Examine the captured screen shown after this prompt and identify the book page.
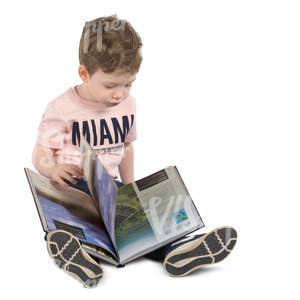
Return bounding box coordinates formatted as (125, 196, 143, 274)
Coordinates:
(93, 158, 118, 247)
(80, 134, 99, 209)
(80, 135, 118, 248)
(115, 166, 204, 264)
(115, 183, 156, 264)
(81, 242, 119, 266)
(25, 168, 117, 258)
(134, 166, 204, 241)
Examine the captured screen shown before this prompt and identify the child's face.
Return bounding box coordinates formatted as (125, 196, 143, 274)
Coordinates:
(80, 66, 136, 107)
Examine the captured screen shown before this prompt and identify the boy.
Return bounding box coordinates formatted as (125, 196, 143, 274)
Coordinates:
(32, 15, 237, 288)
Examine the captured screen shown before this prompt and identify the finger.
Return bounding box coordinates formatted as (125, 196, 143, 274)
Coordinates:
(65, 165, 84, 178)
(64, 168, 83, 180)
(60, 171, 78, 184)
(68, 166, 84, 178)
(52, 175, 69, 187)
(69, 164, 84, 173)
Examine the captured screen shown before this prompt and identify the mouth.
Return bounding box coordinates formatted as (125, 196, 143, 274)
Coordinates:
(109, 101, 121, 106)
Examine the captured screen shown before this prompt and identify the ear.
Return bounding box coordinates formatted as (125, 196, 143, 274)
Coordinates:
(78, 65, 90, 83)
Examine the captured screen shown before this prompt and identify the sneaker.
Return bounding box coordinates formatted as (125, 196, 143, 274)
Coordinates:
(46, 230, 103, 288)
(163, 226, 238, 277)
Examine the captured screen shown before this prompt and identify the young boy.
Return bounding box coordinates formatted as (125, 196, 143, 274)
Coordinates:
(32, 15, 237, 288)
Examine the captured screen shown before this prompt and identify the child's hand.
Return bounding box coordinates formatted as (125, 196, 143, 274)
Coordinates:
(50, 164, 84, 187)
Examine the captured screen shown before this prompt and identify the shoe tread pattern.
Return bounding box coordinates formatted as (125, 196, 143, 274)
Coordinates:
(164, 226, 237, 277)
(47, 230, 103, 288)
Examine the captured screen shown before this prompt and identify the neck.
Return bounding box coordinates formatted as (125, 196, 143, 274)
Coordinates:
(76, 83, 96, 102)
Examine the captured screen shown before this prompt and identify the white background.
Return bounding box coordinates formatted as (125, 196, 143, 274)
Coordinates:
(1, 0, 299, 298)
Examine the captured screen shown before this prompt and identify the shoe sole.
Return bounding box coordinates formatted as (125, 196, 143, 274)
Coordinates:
(46, 230, 103, 288)
(163, 226, 237, 277)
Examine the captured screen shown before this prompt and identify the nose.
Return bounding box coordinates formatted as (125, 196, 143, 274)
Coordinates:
(112, 88, 124, 103)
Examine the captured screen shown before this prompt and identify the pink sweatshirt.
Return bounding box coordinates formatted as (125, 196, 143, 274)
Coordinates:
(34, 85, 136, 179)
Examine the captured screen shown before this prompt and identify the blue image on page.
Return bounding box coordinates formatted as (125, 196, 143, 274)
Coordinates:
(93, 157, 118, 244)
(172, 208, 189, 224)
(37, 194, 116, 256)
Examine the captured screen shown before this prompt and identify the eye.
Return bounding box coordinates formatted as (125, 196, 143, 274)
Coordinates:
(125, 83, 132, 88)
(105, 85, 115, 89)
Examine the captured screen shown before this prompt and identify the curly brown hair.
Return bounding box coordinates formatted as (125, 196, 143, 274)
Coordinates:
(79, 15, 143, 76)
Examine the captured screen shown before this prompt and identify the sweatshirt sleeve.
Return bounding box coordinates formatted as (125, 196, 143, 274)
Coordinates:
(36, 102, 67, 149)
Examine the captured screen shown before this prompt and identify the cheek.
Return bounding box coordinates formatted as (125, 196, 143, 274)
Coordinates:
(94, 86, 111, 100)
(124, 89, 130, 99)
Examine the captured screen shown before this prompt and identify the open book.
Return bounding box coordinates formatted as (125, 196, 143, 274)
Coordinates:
(24, 136, 204, 266)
